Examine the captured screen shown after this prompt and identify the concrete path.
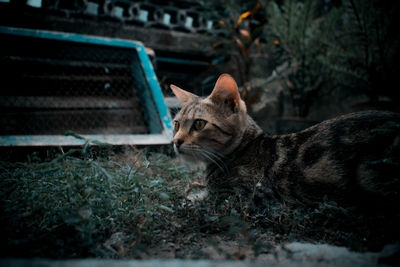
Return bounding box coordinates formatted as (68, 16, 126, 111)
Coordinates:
(1, 242, 398, 267)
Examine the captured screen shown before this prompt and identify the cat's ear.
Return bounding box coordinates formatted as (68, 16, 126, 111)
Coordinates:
(209, 74, 242, 112)
(170, 84, 197, 106)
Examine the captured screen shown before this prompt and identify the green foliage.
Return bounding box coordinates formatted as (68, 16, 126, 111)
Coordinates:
(320, 0, 400, 102)
(263, 0, 400, 116)
(265, 0, 331, 117)
(267, 0, 320, 63)
(207, 1, 266, 104)
(206, 0, 399, 116)
(0, 148, 195, 258)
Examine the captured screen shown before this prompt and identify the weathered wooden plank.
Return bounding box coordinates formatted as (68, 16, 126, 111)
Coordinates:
(0, 84, 136, 97)
(0, 96, 138, 109)
(0, 109, 148, 135)
(3, 56, 130, 69)
(19, 74, 132, 81)
(0, 134, 172, 146)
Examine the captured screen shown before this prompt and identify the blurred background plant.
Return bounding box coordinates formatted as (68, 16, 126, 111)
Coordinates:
(264, 0, 336, 117)
(206, 0, 266, 107)
(206, 0, 400, 117)
(320, 0, 400, 110)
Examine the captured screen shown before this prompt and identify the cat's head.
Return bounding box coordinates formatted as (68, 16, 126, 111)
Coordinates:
(170, 74, 258, 164)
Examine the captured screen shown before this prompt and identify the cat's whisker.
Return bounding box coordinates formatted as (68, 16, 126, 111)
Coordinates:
(199, 150, 227, 174)
(185, 144, 228, 174)
(200, 149, 229, 174)
(181, 144, 205, 161)
(183, 145, 203, 158)
(204, 147, 226, 161)
(189, 146, 199, 160)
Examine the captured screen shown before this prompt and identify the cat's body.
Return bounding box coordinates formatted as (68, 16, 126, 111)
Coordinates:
(171, 74, 400, 209)
(206, 111, 400, 208)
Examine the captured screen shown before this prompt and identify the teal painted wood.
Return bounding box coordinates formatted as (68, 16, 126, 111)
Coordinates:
(0, 26, 173, 145)
(130, 52, 164, 135)
(136, 46, 173, 137)
(0, 26, 143, 50)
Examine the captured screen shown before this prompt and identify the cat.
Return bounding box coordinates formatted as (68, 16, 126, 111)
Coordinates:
(170, 74, 400, 210)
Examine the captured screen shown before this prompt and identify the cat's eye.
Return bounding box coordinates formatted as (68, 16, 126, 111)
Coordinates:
(174, 121, 180, 132)
(193, 119, 207, 131)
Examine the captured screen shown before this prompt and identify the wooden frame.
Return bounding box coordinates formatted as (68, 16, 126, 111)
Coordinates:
(0, 26, 173, 146)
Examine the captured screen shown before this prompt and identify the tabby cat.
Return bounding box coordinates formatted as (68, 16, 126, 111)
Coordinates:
(171, 74, 400, 209)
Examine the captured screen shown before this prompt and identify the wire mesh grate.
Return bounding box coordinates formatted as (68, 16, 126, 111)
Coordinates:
(0, 33, 151, 136)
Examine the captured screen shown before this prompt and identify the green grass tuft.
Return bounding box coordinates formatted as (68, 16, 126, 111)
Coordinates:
(0, 147, 197, 258)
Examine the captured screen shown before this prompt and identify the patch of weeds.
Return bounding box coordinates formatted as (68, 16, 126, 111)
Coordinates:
(0, 146, 195, 258)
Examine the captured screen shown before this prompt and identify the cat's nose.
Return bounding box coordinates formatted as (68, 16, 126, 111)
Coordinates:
(173, 138, 184, 148)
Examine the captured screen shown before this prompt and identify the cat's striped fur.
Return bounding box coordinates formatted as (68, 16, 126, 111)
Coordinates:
(171, 74, 400, 209)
